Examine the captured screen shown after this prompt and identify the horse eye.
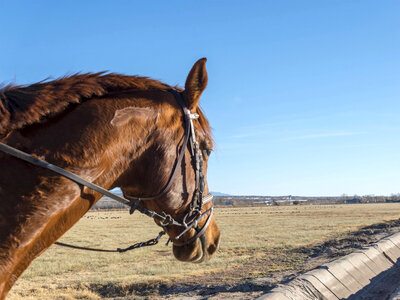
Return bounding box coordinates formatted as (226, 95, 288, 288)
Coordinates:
(202, 149, 212, 159)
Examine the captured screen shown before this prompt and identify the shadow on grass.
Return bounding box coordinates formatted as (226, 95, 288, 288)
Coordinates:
(88, 280, 275, 298)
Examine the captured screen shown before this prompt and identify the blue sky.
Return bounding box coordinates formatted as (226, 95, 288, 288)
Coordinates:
(1, 1, 400, 196)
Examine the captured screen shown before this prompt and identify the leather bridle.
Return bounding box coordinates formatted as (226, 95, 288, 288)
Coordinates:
(0, 89, 214, 247)
(124, 89, 214, 245)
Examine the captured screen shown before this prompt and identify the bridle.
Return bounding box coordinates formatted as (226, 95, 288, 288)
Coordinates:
(0, 89, 214, 248)
(124, 89, 214, 245)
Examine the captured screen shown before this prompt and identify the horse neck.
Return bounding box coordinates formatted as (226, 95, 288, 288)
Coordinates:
(0, 98, 156, 298)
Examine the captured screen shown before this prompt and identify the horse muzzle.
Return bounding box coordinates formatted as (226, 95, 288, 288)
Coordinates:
(172, 216, 220, 263)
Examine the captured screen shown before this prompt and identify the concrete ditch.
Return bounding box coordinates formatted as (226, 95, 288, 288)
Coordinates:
(258, 232, 400, 300)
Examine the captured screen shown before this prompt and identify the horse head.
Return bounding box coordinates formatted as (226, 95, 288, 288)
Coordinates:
(115, 58, 220, 262)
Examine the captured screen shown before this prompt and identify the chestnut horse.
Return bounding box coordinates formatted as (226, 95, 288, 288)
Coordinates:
(0, 58, 220, 299)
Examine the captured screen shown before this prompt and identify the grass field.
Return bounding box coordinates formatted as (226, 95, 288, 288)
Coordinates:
(8, 203, 400, 299)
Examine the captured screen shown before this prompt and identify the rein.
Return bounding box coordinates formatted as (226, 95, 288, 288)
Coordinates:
(54, 231, 166, 253)
(0, 89, 213, 252)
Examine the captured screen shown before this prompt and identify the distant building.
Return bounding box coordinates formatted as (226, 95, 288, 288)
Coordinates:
(254, 200, 272, 205)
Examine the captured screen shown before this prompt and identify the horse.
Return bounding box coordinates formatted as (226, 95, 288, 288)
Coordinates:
(0, 58, 220, 299)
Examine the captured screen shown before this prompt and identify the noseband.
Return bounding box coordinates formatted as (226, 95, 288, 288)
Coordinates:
(0, 89, 214, 247)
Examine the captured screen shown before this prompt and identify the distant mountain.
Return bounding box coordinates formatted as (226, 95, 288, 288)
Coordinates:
(106, 188, 230, 197)
(108, 188, 123, 195)
(211, 191, 231, 196)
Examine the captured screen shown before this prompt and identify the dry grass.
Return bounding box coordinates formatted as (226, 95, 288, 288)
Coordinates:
(8, 203, 400, 299)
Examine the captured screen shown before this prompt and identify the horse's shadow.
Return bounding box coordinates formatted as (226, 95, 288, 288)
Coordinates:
(88, 280, 275, 299)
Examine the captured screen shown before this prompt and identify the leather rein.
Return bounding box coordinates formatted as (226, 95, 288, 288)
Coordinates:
(0, 89, 214, 251)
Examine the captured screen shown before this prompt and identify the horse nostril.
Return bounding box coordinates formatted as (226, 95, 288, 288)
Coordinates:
(207, 243, 217, 255)
(207, 234, 220, 256)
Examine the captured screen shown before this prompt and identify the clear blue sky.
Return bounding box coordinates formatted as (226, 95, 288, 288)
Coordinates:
(1, 1, 400, 196)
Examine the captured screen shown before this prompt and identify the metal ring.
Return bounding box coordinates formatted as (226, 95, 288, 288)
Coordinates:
(182, 209, 201, 227)
(160, 214, 174, 227)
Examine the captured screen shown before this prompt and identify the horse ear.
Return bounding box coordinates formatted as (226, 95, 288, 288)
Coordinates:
(184, 58, 208, 111)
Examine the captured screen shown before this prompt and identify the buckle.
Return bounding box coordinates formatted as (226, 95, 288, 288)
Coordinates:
(189, 113, 199, 120)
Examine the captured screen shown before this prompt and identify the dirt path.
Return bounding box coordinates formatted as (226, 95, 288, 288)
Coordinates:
(97, 219, 400, 299)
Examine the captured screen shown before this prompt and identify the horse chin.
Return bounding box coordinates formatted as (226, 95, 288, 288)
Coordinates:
(172, 233, 220, 263)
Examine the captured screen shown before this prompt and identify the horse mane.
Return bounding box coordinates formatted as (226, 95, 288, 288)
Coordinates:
(0, 72, 211, 140)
